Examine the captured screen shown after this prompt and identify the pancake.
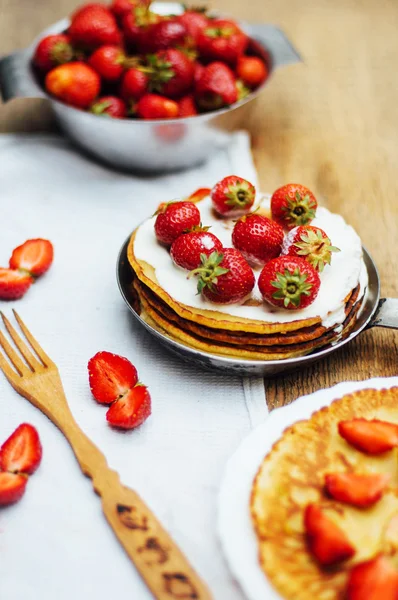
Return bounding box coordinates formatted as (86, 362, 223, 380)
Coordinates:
(251, 387, 398, 600)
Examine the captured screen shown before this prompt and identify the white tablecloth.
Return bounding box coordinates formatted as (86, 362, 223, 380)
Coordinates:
(0, 133, 268, 600)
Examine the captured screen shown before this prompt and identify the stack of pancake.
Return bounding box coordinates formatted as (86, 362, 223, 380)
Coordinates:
(126, 195, 367, 361)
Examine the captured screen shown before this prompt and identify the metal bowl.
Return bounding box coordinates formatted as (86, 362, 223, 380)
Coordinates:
(0, 2, 301, 172)
(116, 237, 398, 376)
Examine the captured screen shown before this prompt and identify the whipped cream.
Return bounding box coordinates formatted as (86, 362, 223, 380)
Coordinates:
(134, 196, 368, 327)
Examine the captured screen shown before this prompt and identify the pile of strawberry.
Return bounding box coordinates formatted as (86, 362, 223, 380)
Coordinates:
(32, 1, 268, 119)
(154, 178, 340, 310)
(305, 417, 398, 599)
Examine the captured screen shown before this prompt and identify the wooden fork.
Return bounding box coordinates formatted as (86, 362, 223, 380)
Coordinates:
(0, 310, 212, 600)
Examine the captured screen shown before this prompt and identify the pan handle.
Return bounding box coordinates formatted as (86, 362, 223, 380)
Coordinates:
(0, 49, 45, 101)
(367, 298, 398, 330)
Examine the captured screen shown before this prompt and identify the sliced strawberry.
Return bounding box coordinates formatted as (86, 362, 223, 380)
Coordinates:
(0, 424, 42, 475)
(0, 268, 33, 300)
(338, 418, 398, 454)
(88, 351, 138, 405)
(325, 472, 390, 508)
(0, 472, 28, 506)
(186, 187, 211, 203)
(9, 239, 54, 277)
(347, 555, 398, 600)
(106, 385, 151, 429)
(304, 503, 355, 566)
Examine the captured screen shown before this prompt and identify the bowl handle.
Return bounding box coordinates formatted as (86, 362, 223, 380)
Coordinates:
(368, 298, 398, 330)
(0, 49, 45, 101)
(245, 24, 301, 69)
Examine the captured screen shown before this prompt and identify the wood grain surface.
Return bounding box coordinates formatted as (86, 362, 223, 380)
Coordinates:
(0, 0, 397, 408)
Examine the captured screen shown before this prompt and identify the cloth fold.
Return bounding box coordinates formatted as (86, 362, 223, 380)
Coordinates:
(0, 132, 267, 600)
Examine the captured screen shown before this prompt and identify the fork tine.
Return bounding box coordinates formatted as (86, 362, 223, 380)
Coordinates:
(0, 347, 20, 382)
(12, 310, 53, 367)
(1, 312, 42, 371)
(0, 331, 27, 376)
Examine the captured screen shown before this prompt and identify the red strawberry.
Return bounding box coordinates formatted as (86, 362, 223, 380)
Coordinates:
(122, 7, 158, 51)
(325, 472, 391, 508)
(138, 18, 187, 54)
(347, 555, 398, 600)
(271, 184, 318, 230)
(88, 351, 138, 405)
(154, 201, 201, 245)
(211, 175, 255, 217)
(236, 55, 268, 89)
(304, 504, 356, 566)
(71, 3, 108, 20)
(106, 384, 151, 429)
(179, 9, 209, 43)
(194, 61, 205, 83)
(281, 225, 340, 272)
(88, 45, 125, 82)
(0, 269, 33, 300)
(110, 0, 150, 21)
(258, 256, 321, 310)
(45, 62, 100, 109)
(197, 19, 248, 65)
(178, 94, 198, 117)
(91, 96, 127, 118)
(9, 239, 54, 277)
(144, 49, 195, 98)
(33, 34, 73, 73)
(0, 472, 28, 507)
(120, 68, 148, 103)
(232, 214, 284, 266)
(195, 61, 238, 110)
(136, 93, 179, 119)
(186, 187, 211, 203)
(68, 5, 121, 50)
(0, 424, 42, 475)
(338, 419, 398, 455)
(191, 248, 255, 304)
(171, 230, 223, 270)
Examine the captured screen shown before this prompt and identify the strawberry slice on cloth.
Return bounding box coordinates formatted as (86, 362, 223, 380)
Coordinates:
(0, 268, 33, 300)
(88, 351, 138, 404)
(0, 423, 42, 475)
(106, 385, 151, 429)
(0, 472, 28, 506)
(10, 238, 54, 277)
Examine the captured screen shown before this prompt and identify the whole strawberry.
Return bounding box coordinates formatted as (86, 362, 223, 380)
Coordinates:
(190, 248, 255, 304)
(110, 0, 150, 21)
(179, 9, 209, 43)
(211, 175, 255, 217)
(232, 214, 284, 266)
(88, 45, 125, 82)
(281, 225, 340, 272)
(178, 94, 198, 117)
(145, 49, 194, 98)
(258, 256, 321, 310)
(138, 18, 187, 54)
(136, 93, 179, 119)
(154, 201, 201, 245)
(197, 19, 248, 65)
(120, 68, 148, 104)
(170, 229, 222, 270)
(236, 55, 268, 89)
(91, 96, 127, 118)
(68, 5, 121, 50)
(122, 6, 158, 51)
(271, 184, 318, 230)
(33, 34, 73, 73)
(45, 62, 100, 109)
(195, 62, 238, 110)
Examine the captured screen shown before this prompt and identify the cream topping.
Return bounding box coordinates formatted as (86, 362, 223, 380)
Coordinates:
(134, 195, 368, 327)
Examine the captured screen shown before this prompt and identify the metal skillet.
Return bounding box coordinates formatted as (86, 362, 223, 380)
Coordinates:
(117, 237, 398, 376)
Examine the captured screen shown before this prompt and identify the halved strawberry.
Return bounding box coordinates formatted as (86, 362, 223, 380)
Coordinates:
(304, 503, 356, 566)
(106, 384, 151, 429)
(338, 418, 398, 454)
(9, 239, 54, 277)
(0, 472, 28, 506)
(88, 351, 138, 405)
(347, 555, 398, 600)
(325, 472, 391, 508)
(0, 423, 42, 475)
(0, 268, 33, 300)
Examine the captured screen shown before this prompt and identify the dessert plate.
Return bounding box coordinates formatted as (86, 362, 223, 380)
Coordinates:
(217, 376, 398, 600)
(117, 237, 398, 375)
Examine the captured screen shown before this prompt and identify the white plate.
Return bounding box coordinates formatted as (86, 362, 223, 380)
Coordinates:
(218, 376, 398, 600)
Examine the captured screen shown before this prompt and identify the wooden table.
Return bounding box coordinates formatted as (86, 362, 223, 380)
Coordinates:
(1, 0, 397, 409)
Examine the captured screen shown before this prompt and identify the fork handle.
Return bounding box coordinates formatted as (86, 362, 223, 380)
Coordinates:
(61, 418, 213, 600)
